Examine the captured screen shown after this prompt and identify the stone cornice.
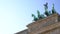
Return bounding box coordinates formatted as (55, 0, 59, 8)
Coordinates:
(30, 22, 60, 34)
(38, 22, 60, 34)
(27, 13, 59, 27)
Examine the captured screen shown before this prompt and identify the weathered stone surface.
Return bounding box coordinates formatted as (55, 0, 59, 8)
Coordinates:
(15, 14, 60, 34)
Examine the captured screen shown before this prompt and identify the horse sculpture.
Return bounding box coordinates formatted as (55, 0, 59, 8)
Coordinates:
(32, 14, 38, 21)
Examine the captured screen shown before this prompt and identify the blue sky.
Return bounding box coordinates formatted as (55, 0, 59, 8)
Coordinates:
(0, 0, 60, 34)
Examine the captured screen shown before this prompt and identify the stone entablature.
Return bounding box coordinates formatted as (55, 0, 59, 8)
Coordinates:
(28, 22, 60, 34)
(27, 14, 59, 33)
(15, 13, 60, 34)
(40, 27, 60, 34)
(33, 22, 60, 34)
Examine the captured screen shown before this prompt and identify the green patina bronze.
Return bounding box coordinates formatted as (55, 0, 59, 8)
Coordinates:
(44, 3, 51, 16)
(52, 4, 57, 14)
(32, 14, 38, 21)
(37, 10, 41, 19)
(37, 10, 45, 19)
(32, 3, 58, 21)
